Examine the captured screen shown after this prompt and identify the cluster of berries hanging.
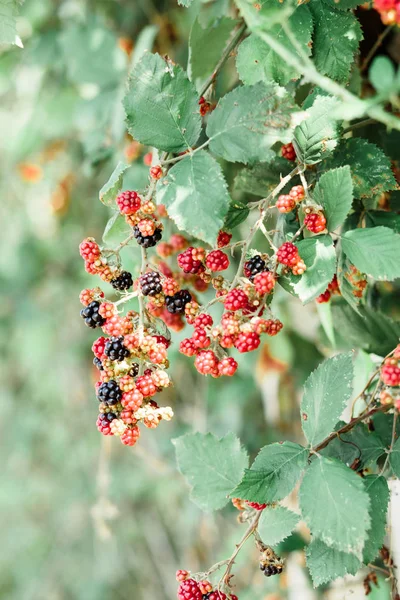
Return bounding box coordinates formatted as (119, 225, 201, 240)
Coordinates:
(176, 571, 238, 600)
(380, 346, 400, 410)
(374, 0, 400, 25)
(316, 275, 341, 304)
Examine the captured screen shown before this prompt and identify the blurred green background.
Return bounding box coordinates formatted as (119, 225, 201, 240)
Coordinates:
(0, 1, 394, 599)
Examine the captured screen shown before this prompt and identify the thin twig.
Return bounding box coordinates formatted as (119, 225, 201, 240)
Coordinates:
(380, 411, 398, 475)
(361, 25, 394, 73)
(343, 118, 376, 134)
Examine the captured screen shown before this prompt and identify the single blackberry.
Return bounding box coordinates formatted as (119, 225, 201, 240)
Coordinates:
(104, 336, 130, 362)
(93, 357, 104, 370)
(165, 289, 192, 314)
(111, 271, 133, 291)
(129, 363, 139, 377)
(140, 271, 162, 296)
(97, 380, 122, 404)
(80, 301, 106, 328)
(244, 255, 266, 280)
(133, 225, 162, 248)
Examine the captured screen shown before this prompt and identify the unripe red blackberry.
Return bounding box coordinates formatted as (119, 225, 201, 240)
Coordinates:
(177, 247, 204, 274)
(104, 336, 130, 362)
(382, 363, 400, 387)
(192, 327, 211, 349)
(247, 501, 267, 510)
(157, 242, 174, 258)
(276, 194, 296, 213)
(116, 190, 141, 215)
(140, 271, 162, 296)
(170, 234, 188, 252)
(194, 350, 219, 375)
(194, 313, 213, 328)
(281, 142, 296, 161)
(176, 570, 190, 582)
(137, 218, 156, 237)
(80, 287, 104, 306)
(304, 211, 327, 233)
(80, 301, 106, 328)
(111, 271, 133, 291)
(289, 185, 305, 202)
(79, 238, 100, 262)
(264, 319, 283, 336)
(316, 290, 331, 303)
(97, 380, 122, 405)
(217, 230, 232, 248)
(276, 242, 299, 267)
(180, 339, 198, 356)
(291, 259, 306, 275)
(165, 290, 192, 314)
(120, 425, 140, 446)
(133, 225, 162, 248)
(92, 337, 107, 359)
(177, 578, 202, 600)
(205, 250, 229, 272)
(224, 288, 249, 311)
(235, 331, 260, 353)
(162, 277, 180, 296)
(121, 389, 143, 410)
(218, 357, 238, 376)
(135, 374, 157, 397)
(253, 271, 276, 295)
(198, 581, 213, 594)
(150, 165, 163, 180)
(153, 335, 170, 348)
(244, 255, 266, 280)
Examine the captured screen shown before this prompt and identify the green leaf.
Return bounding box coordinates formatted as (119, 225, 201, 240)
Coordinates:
(60, 21, 126, 87)
(207, 81, 295, 164)
(301, 353, 354, 446)
(99, 162, 129, 207)
(0, 0, 19, 45)
(280, 236, 336, 304)
(173, 432, 248, 511)
(323, 139, 397, 199)
(156, 151, 230, 245)
(363, 476, 390, 564)
(224, 201, 250, 230)
(258, 506, 300, 546)
(293, 96, 339, 165)
(236, 7, 313, 86)
(124, 52, 201, 153)
(365, 211, 400, 234)
(390, 437, 400, 478)
(332, 302, 400, 357)
(309, 0, 363, 83)
(322, 423, 385, 468)
(317, 301, 336, 348)
(322, 0, 364, 9)
(299, 457, 371, 556)
(178, 0, 193, 6)
(370, 56, 396, 94)
(231, 442, 308, 503)
(342, 227, 400, 281)
(313, 166, 353, 231)
(102, 213, 131, 246)
(234, 158, 292, 197)
(234, 0, 296, 30)
(189, 17, 238, 82)
(306, 539, 361, 587)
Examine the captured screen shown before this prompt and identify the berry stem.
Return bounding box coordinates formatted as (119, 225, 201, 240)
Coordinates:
(160, 139, 211, 166)
(379, 410, 398, 475)
(360, 24, 393, 73)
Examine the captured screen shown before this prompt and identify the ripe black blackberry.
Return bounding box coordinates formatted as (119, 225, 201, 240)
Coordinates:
(97, 380, 122, 404)
(129, 363, 139, 377)
(133, 225, 162, 248)
(140, 271, 162, 296)
(165, 289, 192, 314)
(80, 301, 106, 328)
(93, 357, 104, 370)
(244, 255, 266, 280)
(104, 336, 130, 362)
(111, 271, 133, 291)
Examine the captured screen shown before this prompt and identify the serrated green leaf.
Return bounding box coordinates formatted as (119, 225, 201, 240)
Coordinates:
(365, 211, 400, 234)
(301, 353, 354, 446)
(99, 162, 129, 207)
(224, 201, 250, 230)
(293, 96, 339, 165)
(280, 236, 336, 304)
(189, 17, 238, 82)
(300, 457, 371, 556)
(313, 166, 353, 231)
(323, 138, 397, 199)
(317, 301, 336, 347)
(236, 7, 313, 86)
(0, 0, 19, 45)
(102, 213, 131, 246)
(258, 506, 300, 546)
(332, 302, 400, 356)
(322, 423, 385, 468)
(370, 56, 396, 94)
(207, 82, 295, 164)
(234, 158, 292, 197)
(156, 151, 230, 245)
(342, 227, 400, 281)
(124, 53, 201, 153)
(173, 432, 248, 511)
(322, 0, 364, 9)
(234, 0, 296, 30)
(363, 476, 390, 564)
(309, 0, 363, 83)
(231, 442, 308, 503)
(306, 539, 361, 587)
(390, 437, 400, 478)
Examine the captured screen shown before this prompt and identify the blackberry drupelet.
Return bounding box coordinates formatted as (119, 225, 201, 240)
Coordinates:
(104, 336, 130, 362)
(93, 357, 104, 370)
(133, 225, 162, 248)
(165, 289, 192, 314)
(140, 271, 162, 296)
(97, 380, 122, 404)
(111, 271, 133, 291)
(244, 255, 266, 280)
(129, 363, 139, 377)
(80, 301, 106, 328)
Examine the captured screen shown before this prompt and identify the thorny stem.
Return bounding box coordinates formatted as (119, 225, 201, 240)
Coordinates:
(350, 367, 381, 418)
(360, 25, 394, 73)
(343, 118, 377, 135)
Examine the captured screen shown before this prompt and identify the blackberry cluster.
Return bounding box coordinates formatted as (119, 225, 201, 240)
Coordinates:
(166, 290, 192, 314)
(133, 225, 162, 248)
(129, 363, 140, 377)
(80, 301, 106, 328)
(140, 271, 162, 296)
(105, 336, 130, 361)
(244, 255, 266, 280)
(93, 357, 104, 370)
(260, 564, 283, 577)
(97, 380, 123, 405)
(111, 271, 133, 291)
